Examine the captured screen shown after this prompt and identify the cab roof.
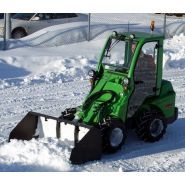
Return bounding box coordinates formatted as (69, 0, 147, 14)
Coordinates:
(116, 31, 164, 41)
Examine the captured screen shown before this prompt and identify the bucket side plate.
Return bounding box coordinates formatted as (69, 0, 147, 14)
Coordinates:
(70, 127, 102, 164)
(9, 112, 38, 141)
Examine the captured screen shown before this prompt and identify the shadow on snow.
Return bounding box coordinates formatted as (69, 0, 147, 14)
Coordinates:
(102, 118, 185, 163)
(0, 59, 30, 79)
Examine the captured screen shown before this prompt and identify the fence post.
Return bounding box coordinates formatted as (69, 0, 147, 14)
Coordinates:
(3, 13, 6, 50)
(3, 13, 11, 50)
(87, 13, 91, 41)
(128, 21, 130, 33)
(163, 13, 167, 39)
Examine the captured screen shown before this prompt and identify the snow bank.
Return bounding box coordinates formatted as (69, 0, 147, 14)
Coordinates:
(166, 21, 185, 38)
(0, 13, 185, 50)
(164, 34, 185, 69)
(0, 22, 140, 49)
(1, 34, 185, 89)
(0, 56, 97, 89)
(0, 13, 168, 49)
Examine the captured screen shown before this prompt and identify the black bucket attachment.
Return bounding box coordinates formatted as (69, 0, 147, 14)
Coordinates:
(70, 127, 102, 164)
(8, 111, 103, 164)
(9, 112, 39, 141)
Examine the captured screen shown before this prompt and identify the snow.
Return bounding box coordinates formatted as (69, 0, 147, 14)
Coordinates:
(0, 56, 97, 89)
(164, 34, 185, 69)
(1, 14, 185, 172)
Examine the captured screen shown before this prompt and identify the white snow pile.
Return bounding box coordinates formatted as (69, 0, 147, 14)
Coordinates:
(164, 33, 185, 69)
(0, 138, 72, 172)
(1, 116, 185, 172)
(166, 21, 185, 38)
(0, 33, 185, 90)
(0, 22, 140, 49)
(0, 56, 97, 89)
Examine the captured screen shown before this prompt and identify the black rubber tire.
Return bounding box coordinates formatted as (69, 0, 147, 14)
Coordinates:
(176, 14, 183, 17)
(135, 109, 167, 142)
(102, 118, 127, 153)
(12, 28, 27, 39)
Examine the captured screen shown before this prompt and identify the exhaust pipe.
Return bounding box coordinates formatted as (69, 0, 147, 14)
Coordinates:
(9, 112, 102, 164)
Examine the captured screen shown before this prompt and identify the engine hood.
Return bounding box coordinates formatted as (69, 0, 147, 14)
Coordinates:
(78, 71, 128, 124)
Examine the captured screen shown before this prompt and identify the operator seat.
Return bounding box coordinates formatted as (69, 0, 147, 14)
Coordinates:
(128, 52, 156, 117)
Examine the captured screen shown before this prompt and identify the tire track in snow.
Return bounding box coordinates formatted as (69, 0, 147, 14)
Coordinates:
(0, 80, 90, 141)
(0, 81, 89, 120)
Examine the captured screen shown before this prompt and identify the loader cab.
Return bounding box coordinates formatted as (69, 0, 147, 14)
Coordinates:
(97, 31, 164, 119)
(99, 32, 163, 77)
(100, 32, 134, 74)
(128, 36, 163, 117)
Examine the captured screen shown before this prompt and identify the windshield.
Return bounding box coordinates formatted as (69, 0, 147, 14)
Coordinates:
(102, 38, 135, 72)
(12, 13, 35, 20)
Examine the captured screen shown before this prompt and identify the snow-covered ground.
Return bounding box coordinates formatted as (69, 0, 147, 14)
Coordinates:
(1, 14, 185, 172)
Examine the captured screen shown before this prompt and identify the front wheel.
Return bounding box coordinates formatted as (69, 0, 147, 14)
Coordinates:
(135, 110, 167, 142)
(102, 118, 127, 153)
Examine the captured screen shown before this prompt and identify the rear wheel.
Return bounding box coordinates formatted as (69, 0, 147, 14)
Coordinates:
(135, 109, 167, 142)
(12, 28, 27, 39)
(102, 118, 127, 153)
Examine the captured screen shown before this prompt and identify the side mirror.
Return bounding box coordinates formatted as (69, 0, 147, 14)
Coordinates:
(31, 16, 40, 21)
(104, 53, 111, 59)
(88, 70, 98, 87)
(88, 69, 96, 78)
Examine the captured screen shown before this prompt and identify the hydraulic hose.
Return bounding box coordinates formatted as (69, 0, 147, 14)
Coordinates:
(82, 90, 117, 111)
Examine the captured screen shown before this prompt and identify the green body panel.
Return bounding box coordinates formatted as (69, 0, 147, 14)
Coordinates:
(76, 32, 176, 126)
(142, 80, 176, 119)
(79, 70, 128, 124)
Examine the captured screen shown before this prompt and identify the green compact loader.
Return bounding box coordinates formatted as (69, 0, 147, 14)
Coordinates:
(9, 31, 178, 164)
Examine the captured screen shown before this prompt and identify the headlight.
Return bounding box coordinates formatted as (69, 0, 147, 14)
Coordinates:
(112, 31, 118, 37)
(123, 78, 129, 86)
(130, 34, 135, 39)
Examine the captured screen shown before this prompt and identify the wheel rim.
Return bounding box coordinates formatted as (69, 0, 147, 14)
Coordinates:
(150, 119, 164, 137)
(109, 128, 124, 147)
